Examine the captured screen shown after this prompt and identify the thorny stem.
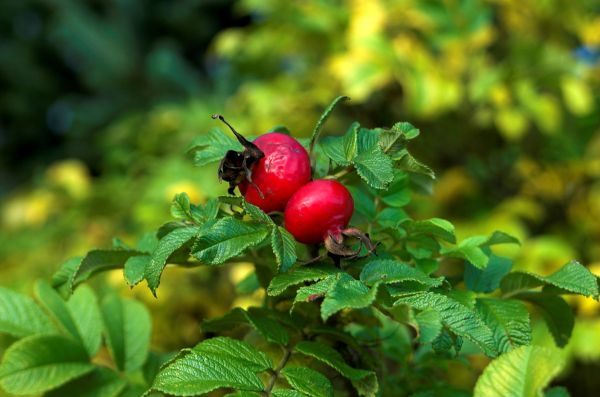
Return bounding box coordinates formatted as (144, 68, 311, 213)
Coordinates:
(263, 345, 293, 396)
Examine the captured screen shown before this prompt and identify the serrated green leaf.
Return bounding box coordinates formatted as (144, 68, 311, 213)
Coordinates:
(319, 121, 359, 165)
(268, 265, 339, 296)
(151, 341, 266, 396)
(353, 144, 394, 189)
(35, 281, 101, 357)
(294, 276, 338, 306)
(295, 341, 378, 397)
(474, 346, 564, 397)
(475, 298, 531, 353)
(465, 255, 512, 293)
(272, 390, 307, 397)
(101, 295, 151, 373)
(396, 151, 435, 179)
(271, 226, 297, 272)
(51, 257, 82, 291)
(143, 351, 177, 386)
(192, 217, 268, 265)
(145, 226, 200, 295)
(188, 128, 241, 167)
(394, 292, 498, 357)
(359, 259, 444, 288)
(226, 392, 263, 397)
(0, 334, 94, 395)
(309, 96, 350, 155)
(45, 367, 126, 397)
(415, 309, 443, 344)
(515, 292, 574, 347)
(408, 218, 456, 243)
(123, 255, 151, 287)
(69, 250, 144, 291)
(0, 287, 54, 338)
(442, 231, 519, 269)
(171, 192, 192, 220)
(501, 260, 599, 299)
(321, 274, 379, 321)
(281, 367, 333, 397)
(193, 337, 272, 372)
(242, 200, 273, 224)
(66, 285, 103, 357)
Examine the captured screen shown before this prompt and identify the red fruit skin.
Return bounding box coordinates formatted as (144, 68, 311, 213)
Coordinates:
(284, 179, 354, 244)
(239, 132, 311, 213)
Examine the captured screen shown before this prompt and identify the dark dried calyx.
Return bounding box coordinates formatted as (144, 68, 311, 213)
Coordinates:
(324, 228, 379, 265)
(212, 114, 265, 197)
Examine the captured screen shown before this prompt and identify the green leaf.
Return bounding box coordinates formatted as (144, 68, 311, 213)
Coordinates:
(295, 341, 378, 397)
(242, 200, 273, 225)
(515, 292, 574, 347)
(359, 259, 444, 288)
(475, 298, 531, 353)
(294, 276, 338, 307)
(500, 260, 599, 299)
(271, 226, 297, 272)
(474, 345, 564, 397)
(442, 232, 519, 269)
(272, 390, 307, 397)
(45, 367, 126, 397)
(66, 285, 103, 357)
(394, 292, 498, 357)
(0, 334, 94, 395)
(35, 281, 102, 357)
(145, 226, 200, 296)
(353, 144, 394, 189)
(379, 173, 410, 207)
(309, 96, 350, 154)
(396, 151, 435, 179)
(465, 255, 512, 293)
(545, 387, 571, 397)
(51, 257, 82, 291)
(170, 192, 192, 220)
(192, 217, 269, 265)
(415, 309, 443, 344)
(101, 295, 151, 373)
(281, 367, 333, 397)
(192, 337, 272, 372)
(319, 121, 359, 165)
(188, 128, 241, 167)
(151, 338, 268, 396)
(321, 274, 379, 321)
(408, 218, 456, 244)
(123, 255, 151, 287)
(226, 392, 263, 397)
(245, 307, 289, 345)
(268, 265, 339, 296)
(0, 287, 54, 338)
(70, 250, 144, 291)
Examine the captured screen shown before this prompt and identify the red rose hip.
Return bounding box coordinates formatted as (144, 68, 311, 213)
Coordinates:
(284, 179, 354, 244)
(240, 132, 311, 213)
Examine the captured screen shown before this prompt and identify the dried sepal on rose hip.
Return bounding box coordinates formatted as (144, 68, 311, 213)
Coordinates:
(284, 179, 377, 262)
(213, 114, 265, 196)
(213, 114, 311, 213)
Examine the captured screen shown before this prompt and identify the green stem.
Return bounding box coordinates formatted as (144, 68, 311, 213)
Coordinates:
(325, 165, 354, 181)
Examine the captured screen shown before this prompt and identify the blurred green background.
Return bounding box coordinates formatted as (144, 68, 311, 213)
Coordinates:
(1, 0, 600, 395)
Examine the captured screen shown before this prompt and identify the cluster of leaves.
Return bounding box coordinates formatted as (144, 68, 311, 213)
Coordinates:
(0, 281, 167, 396)
(2, 98, 600, 396)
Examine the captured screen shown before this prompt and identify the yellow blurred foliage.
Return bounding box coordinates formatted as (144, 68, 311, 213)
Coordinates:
(45, 159, 91, 199)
